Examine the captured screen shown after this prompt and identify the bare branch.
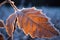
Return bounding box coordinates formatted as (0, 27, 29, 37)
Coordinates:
(0, 0, 19, 12)
(0, 1, 7, 7)
(7, 0, 19, 12)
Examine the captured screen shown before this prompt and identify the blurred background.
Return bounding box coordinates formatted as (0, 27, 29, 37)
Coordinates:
(0, 0, 60, 40)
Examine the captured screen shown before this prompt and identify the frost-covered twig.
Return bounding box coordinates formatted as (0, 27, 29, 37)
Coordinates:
(7, 0, 19, 12)
(0, 0, 19, 12)
(0, 1, 6, 7)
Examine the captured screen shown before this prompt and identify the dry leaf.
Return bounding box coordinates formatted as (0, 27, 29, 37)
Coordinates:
(17, 7, 59, 38)
(5, 13, 17, 37)
(0, 33, 4, 40)
(0, 20, 4, 28)
(6, 7, 60, 38)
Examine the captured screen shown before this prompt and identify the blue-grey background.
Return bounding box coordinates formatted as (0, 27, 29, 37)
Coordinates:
(0, 0, 60, 40)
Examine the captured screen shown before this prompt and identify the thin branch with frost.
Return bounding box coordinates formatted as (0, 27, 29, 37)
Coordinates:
(7, 0, 19, 12)
(0, 0, 19, 12)
(0, 1, 7, 7)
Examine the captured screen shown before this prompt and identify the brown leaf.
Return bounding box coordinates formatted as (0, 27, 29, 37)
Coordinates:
(0, 34, 4, 40)
(5, 13, 17, 37)
(17, 7, 60, 38)
(0, 20, 4, 28)
(5, 7, 60, 38)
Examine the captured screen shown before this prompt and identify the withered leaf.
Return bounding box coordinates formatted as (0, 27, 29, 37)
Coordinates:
(0, 20, 4, 28)
(0, 34, 4, 40)
(5, 7, 60, 38)
(17, 7, 60, 38)
(5, 13, 17, 37)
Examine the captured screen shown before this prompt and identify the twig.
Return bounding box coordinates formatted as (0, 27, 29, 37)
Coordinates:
(0, 0, 19, 12)
(0, 1, 7, 7)
(7, 0, 19, 12)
